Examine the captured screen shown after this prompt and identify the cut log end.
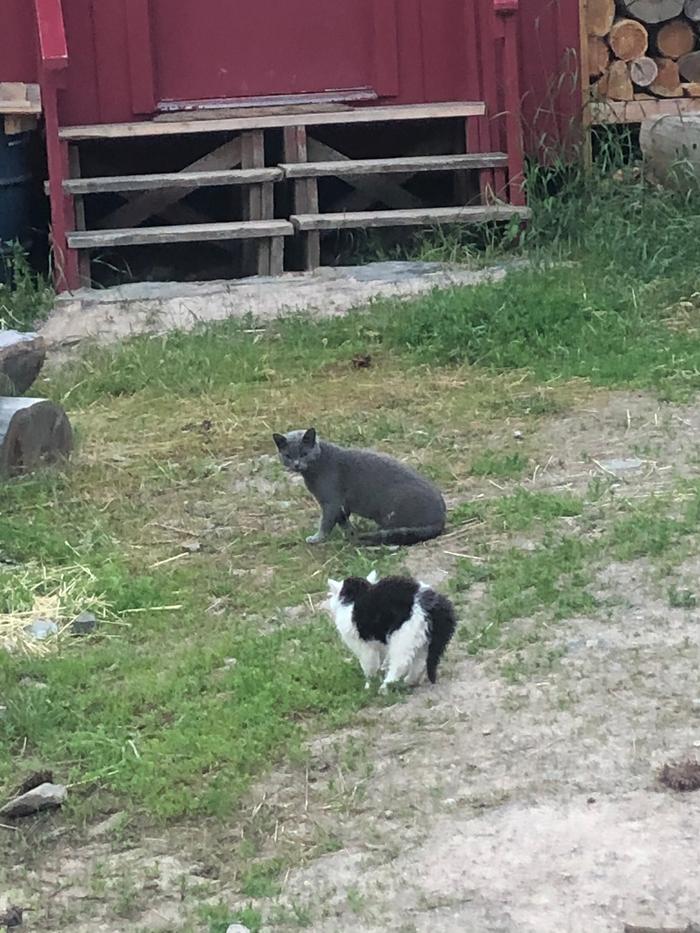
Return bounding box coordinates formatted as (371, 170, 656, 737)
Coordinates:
(630, 56, 659, 87)
(656, 18, 695, 60)
(0, 397, 73, 477)
(623, 0, 684, 23)
(679, 51, 700, 83)
(640, 113, 700, 193)
(609, 18, 649, 61)
(651, 57, 683, 96)
(684, 0, 700, 22)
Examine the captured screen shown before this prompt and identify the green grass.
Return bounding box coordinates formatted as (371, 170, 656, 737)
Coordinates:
(0, 242, 54, 331)
(2, 128, 700, 878)
(450, 480, 700, 669)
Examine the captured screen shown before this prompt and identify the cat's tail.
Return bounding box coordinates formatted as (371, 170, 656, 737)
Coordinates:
(355, 523, 445, 547)
(422, 590, 457, 684)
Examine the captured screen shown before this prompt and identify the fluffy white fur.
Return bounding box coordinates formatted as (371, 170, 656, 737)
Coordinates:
(327, 572, 430, 693)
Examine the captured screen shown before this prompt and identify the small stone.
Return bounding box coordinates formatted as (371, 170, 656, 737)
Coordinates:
(482, 727, 492, 736)
(182, 540, 201, 553)
(24, 619, 58, 640)
(691, 699, 700, 713)
(19, 678, 48, 689)
(0, 906, 23, 929)
(226, 926, 251, 933)
(0, 782, 67, 818)
(71, 611, 97, 636)
(88, 812, 125, 839)
(223, 658, 237, 670)
(513, 430, 524, 440)
(599, 457, 644, 473)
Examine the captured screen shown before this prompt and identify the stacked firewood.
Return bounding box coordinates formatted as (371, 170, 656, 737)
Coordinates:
(587, 0, 700, 100)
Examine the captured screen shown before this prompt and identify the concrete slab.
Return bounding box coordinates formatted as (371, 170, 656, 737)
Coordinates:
(41, 261, 524, 349)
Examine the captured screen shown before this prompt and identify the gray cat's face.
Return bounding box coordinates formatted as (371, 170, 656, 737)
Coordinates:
(272, 428, 320, 474)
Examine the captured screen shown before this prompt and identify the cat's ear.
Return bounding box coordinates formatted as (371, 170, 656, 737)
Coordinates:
(327, 578, 342, 597)
(302, 427, 317, 447)
(366, 570, 379, 584)
(272, 433, 288, 451)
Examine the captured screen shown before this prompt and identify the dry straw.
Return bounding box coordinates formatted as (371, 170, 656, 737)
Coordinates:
(0, 563, 119, 657)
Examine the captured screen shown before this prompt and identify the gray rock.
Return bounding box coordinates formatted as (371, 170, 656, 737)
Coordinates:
(71, 611, 97, 635)
(0, 782, 67, 818)
(599, 457, 644, 473)
(24, 618, 58, 640)
(88, 812, 124, 839)
(226, 926, 251, 933)
(0, 330, 47, 393)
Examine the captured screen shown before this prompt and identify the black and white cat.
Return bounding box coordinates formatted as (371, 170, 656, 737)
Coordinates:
(272, 428, 446, 546)
(326, 570, 457, 692)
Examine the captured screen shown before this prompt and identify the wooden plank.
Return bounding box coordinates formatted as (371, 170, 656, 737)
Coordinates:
(68, 220, 294, 249)
(290, 205, 530, 232)
(101, 137, 242, 229)
(590, 97, 700, 123)
(68, 146, 91, 285)
(284, 126, 320, 271)
(0, 102, 42, 115)
(59, 102, 487, 140)
(33, 0, 68, 70)
(281, 153, 508, 179)
(269, 237, 285, 276)
(155, 96, 366, 120)
(64, 168, 282, 194)
(0, 83, 42, 115)
(240, 130, 268, 275)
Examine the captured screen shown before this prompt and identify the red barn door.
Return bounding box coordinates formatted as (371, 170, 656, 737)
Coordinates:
(126, 0, 399, 113)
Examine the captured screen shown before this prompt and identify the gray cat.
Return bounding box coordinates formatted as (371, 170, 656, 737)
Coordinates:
(272, 428, 446, 546)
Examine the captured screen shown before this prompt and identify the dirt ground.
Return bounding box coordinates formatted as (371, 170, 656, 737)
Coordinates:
(3, 389, 700, 933)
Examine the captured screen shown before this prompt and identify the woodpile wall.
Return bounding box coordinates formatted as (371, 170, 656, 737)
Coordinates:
(586, 0, 700, 101)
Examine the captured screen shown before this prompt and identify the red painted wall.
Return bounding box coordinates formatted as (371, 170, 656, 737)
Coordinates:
(518, 0, 583, 154)
(6, 0, 582, 155)
(0, 0, 38, 82)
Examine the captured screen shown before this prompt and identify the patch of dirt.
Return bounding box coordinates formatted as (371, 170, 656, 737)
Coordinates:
(4, 389, 700, 932)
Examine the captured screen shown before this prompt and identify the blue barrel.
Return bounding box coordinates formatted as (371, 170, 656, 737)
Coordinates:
(0, 126, 32, 247)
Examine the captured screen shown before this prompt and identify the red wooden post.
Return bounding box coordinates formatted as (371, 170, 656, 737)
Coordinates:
(33, 0, 79, 291)
(494, 0, 526, 207)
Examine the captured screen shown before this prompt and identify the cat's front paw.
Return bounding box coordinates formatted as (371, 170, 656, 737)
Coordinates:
(306, 533, 325, 545)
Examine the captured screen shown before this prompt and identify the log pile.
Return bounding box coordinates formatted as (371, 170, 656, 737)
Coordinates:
(587, 0, 700, 101)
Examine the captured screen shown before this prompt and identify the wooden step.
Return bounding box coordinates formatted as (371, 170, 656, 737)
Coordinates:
(59, 102, 487, 140)
(281, 153, 508, 179)
(63, 168, 283, 195)
(67, 219, 294, 249)
(291, 205, 530, 232)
